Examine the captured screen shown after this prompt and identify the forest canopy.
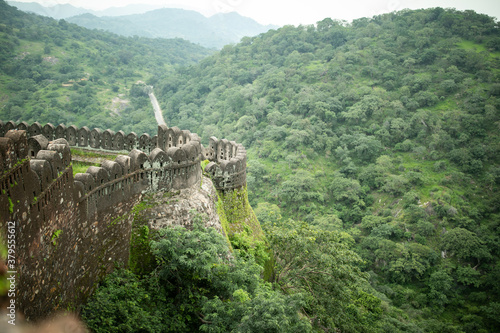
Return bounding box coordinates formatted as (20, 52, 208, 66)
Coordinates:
(150, 7, 500, 332)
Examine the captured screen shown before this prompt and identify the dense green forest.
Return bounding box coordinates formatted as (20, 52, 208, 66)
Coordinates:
(1, 0, 500, 331)
(147, 7, 498, 332)
(0, 0, 212, 134)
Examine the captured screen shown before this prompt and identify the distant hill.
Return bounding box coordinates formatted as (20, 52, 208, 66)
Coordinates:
(6, 1, 164, 19)
(7, 2, 279, 49)
(0, 0, 213, 135)
(67, 8, 278, 49)
(7, 1, 90, 19)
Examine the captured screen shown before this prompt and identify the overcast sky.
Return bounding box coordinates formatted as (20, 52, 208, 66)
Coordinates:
(12, 0, 500, 26)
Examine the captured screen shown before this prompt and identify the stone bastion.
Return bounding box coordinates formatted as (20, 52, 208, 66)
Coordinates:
(0, 119, 247, 320)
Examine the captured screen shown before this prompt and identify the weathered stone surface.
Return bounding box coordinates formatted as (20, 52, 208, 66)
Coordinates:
(27, 134, 48, 158)
(0, 122, 248, 322)
(145, 176, 222, 233)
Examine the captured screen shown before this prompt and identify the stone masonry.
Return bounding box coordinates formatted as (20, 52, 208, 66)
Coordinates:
(0, 120, 247, 320)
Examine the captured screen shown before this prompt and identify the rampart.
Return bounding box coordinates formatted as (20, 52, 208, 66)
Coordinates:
(203, 136, 247, 191)
(0, 119, 247, 320)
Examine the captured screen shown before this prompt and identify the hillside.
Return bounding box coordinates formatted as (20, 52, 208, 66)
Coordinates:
(150, 8, 500, 331)
(0, 0, 213, 135)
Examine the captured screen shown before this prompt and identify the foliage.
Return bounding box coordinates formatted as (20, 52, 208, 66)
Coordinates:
(441, 227, 491, 263)
(0, 0, 212, 134)
(200, 285, 312, 333)
(228, 226, 269, 267)
(50, 229, 62, 246)
(83, 214, 310, 332)
(265, 220, 382, 332)
(146, 8, 500, 329)
(81, 269, 166, 333)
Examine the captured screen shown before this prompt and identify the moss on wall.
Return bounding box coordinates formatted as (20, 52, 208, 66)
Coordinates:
(215, 185, 274, 274)
(216, 185, 263, 242)
(128, 198, 158, 277)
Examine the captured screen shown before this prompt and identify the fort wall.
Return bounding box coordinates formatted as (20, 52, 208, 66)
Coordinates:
(0, 120, 247, 192)
(203, 136, 247, 191)
(0, 119, 248, 320)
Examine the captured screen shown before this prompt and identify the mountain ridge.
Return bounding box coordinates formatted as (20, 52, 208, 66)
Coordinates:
(6, 1, 165, 18)
(7, 1, 279, 49)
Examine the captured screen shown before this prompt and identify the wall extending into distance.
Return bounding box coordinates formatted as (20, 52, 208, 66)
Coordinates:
(0, 119, 247, 320)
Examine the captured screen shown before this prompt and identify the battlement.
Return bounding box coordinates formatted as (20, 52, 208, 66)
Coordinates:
(0, 120, 248, 320)
(0, 120, 156, 154)
(203, 136, 247, 190)
(0, 120, 247, 192)
(0, 129, 28, 172)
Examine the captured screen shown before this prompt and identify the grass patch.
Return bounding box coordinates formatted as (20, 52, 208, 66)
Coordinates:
(429, 98, 456, 112)
(70, 148, 119, 160)
(458, 40, 500, 58)
(72, 161, 99, 176)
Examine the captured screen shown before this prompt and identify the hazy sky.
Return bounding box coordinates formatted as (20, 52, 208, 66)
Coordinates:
(12, 0, 500, 25)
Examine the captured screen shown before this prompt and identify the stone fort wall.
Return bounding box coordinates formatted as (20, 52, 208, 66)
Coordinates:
(0, 119, 247, 320)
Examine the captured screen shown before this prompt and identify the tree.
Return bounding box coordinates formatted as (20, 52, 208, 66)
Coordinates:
(456, 265, 481, 287)
(382, 175, 410, 196)
(236, 115, 257, 131)
(81, 269, 167, 333)
(352, 134, 383, 162)
(427, 270, 455, 308)
(361, 215, 387, 230)
(373, 240, 438, 283)
(201, 285, 312, 333)
(265, 221, 381, 332)
(254, 202, 282, 225)
(329, 173, 364, 206)
(390, 118, 410, 143)
(279, 170, 323, 206)
(441, 228, 491, 264)
(311, 214, 343, 231)
(341, 95, 383, 123)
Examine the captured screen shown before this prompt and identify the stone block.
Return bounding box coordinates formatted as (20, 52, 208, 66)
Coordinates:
(42, 123, 55, 141)
(28, 135, 49, 159)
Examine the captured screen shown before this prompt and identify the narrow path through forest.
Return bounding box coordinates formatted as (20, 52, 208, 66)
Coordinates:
(148, 86, 166, 126)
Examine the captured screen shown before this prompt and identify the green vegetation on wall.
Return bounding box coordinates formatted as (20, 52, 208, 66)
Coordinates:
(216, 186, 269, 268)
(128, 198, 157, 277)
(216, 186, 263, 239)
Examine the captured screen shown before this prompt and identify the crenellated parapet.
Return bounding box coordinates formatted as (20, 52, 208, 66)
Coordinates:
(203, 136, 247, 191)
(73, 142, 203, 217)
(157, 124, 201, 150)
(0, 116, 248, 320)
(0, 129, 28, 172)
(0, 120, 158, 154)
(0, 130, 31, 224)
(1, 119, 248, 193)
